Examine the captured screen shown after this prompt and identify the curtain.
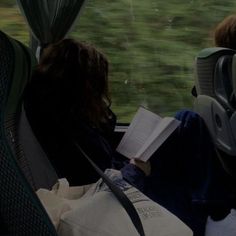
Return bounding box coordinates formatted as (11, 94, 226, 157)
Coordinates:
(17, 0, 87, 55)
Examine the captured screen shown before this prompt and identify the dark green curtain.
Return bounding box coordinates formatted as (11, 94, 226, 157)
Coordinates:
(17, 0, 87, 56)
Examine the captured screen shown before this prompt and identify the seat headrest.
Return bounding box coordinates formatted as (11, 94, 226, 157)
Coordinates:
(195, 47, 236, 100)
(194, 47, 236, 156)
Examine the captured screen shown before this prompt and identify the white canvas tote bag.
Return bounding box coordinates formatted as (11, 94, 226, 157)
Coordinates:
(37, 169, 193, 236)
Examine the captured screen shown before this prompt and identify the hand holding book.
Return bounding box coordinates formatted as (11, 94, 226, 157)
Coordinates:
(116, 107, 181, 162)
(130, 159, 151, 176)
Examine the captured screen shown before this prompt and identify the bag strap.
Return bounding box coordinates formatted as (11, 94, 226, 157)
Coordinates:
(74, 142, 145, 236)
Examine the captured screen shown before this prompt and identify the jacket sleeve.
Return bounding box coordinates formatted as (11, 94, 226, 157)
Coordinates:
(120, 163, 146, 192)
(111, 148, 146, 191)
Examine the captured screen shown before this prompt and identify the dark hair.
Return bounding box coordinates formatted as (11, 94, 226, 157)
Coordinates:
(214, 15, 236, 50)
(33, 38, 111, 128)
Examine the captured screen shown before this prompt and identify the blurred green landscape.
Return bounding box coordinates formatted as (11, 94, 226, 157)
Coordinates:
(1, 0, 236, 121)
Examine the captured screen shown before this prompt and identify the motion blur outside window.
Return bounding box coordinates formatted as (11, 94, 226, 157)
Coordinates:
(71, 0, 236, 122)
(0, 1, 28, 44)
(2, 0, 236, 122)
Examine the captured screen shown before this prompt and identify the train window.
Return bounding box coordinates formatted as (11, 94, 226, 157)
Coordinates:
(70, 0, 236, 122)
(1, 1, 236, 122)
(0, 1, 29, 44)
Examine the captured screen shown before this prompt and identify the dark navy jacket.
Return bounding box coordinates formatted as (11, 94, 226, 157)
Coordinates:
(121, 109, 236, 236)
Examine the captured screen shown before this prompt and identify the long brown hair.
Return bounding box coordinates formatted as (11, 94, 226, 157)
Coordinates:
(33, 38, 111, 128)
(214, 15, 236, 49)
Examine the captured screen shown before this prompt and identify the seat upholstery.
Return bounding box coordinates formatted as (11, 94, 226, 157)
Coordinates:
(194, 47, 236, 177)
(0, 30, 58, 235)
(194, 47, 236, 98)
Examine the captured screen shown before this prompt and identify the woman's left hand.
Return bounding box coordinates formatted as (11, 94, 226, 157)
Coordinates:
(130, 159, 151, 176)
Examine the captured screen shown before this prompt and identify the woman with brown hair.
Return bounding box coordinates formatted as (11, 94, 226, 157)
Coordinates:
(214, 14, 236, 49)
(24, 38, 149, 186)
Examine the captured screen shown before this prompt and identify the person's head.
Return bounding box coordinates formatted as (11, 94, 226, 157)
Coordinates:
(214, 15, 236, 49)
(33, 38, 110, 127)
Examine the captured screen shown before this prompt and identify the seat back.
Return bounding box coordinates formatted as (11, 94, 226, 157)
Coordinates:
(19, 106, 59, 189)
(194, 47, 236, 98)
(4, 36, 58, 191)
(194, 47, 236, 177)
(0, 30, 57, 235)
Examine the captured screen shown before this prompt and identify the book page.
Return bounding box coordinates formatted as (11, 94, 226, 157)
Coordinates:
(116, 107, 161, 159)
(135, 117, 180, 161)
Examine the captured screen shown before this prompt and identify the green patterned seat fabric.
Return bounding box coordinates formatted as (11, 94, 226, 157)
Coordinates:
(0, 30, 58, 235)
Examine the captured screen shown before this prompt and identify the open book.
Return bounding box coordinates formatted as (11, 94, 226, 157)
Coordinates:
(116, 107, 181, 162)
